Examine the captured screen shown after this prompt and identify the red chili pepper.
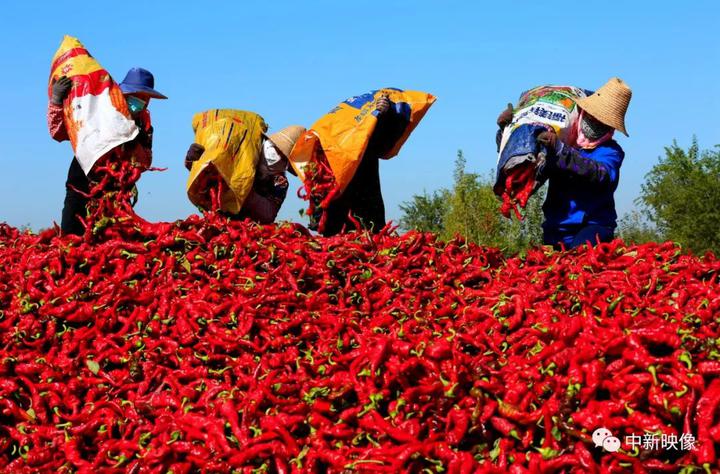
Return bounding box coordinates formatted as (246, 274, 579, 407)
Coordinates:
(499, 163, 536, 220)
(1, 159, 719, 472)
(694, 379, 720, 464)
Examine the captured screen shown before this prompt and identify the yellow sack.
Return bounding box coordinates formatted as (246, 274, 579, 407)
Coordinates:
(186, 110, 267, 214)
(289, 88, 436, 194)
(48, 35, 138, 175)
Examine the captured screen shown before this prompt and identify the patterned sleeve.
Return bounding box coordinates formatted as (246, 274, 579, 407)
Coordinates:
(553, 142, 622, 186)
(47, 103, 69, 142)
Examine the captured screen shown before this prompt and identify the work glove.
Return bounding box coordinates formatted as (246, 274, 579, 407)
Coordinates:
(375, 94, 391, 115)
(51, 76, 73, 106)
(497, 103, 513, 129)
(257, 174, 289, 199)
(537, 129, 559, 152)
(270, 175, 289, 201)
(184, 143, 205, 170)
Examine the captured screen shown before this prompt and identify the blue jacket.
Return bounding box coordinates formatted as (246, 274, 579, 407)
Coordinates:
(542, 140, 624, 231)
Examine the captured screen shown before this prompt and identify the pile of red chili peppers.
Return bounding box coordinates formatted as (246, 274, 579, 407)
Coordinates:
(499, 164, 536, 220)
(1, 160, 720, 473)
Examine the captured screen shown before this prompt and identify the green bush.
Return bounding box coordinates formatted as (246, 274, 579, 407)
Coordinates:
(616, 210, 661, 245)
(400, 150, 544, 255)
(398, 190, 449, 234)
(639, 139, 720, 255)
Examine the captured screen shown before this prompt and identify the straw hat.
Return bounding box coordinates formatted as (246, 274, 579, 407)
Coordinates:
(575, 77, 632, 136)
(268, 125, 306, 158)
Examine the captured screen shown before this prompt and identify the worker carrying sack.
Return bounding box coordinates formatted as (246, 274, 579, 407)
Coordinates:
(289, 88, 435, 228)
(186, 110, 268, 214)
(48, 36, 139, 175)
(495, 85, 587, 218)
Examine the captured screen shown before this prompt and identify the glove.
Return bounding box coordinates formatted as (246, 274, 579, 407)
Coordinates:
(497, 103, 513, 129)
(51, 76, 73, 106)
(537, 130, 558, 152)
(184, 143, 205, 170)
(375, 94, 391, 115)
(270, 175, 289, 200)
(255, 174, 288, 203)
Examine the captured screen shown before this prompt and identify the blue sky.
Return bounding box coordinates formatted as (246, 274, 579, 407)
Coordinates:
(2, 1, 718, 229)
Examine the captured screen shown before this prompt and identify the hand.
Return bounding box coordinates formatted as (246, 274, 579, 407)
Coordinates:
(136, 125, 153, 149)
(497, 103, 513, 129)
(184, 143, 205, 170)
(375, 94, 391, 115)
(537, 129, 558, 152)
(51, 76, 73, 105)
(271, 174, 289, 199)
(255, 174, 288, 202)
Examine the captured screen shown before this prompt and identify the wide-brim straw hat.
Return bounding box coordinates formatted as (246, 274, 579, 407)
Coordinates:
(575, 77, 632, 136)
(267, 125, 306, 158)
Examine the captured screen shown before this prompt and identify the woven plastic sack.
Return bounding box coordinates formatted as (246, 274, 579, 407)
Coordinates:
(289, 88, 436, 195)
(186, 110, 267, 214)
(48, 35, 139, 175)
(495, 85, 587, 197)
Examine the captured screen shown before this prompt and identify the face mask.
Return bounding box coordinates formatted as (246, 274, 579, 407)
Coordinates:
(126, 96, 147, 115)
(580, 113, 611, 140)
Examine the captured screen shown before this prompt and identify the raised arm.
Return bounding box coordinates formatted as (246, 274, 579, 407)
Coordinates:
(47, 76, 72, 142)
(538, 130, 622, 186)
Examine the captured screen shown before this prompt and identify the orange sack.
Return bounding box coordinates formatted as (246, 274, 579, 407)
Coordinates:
(289, 88, 435, 228)
(290, 88, 435, 193)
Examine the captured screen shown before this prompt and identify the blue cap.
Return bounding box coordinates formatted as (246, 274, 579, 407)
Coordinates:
(119, 67, 167, 99)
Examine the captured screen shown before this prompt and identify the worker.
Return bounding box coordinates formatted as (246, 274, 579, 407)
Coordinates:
(497, 78, 632, 249)
(322, 94, 409, 236)
(48, 67, 166, 235)
(184, 126, 305, 224)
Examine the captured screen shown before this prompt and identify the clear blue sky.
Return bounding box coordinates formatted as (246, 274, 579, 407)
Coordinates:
(2, 1, 718, 229)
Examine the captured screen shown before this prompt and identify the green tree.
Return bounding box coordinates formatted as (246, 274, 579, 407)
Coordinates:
(616, 210, 662, 245)
(441, 151, 505, 246)
(398, 190, 449, 233)
(505, 186, 545, 252)
(399, 150, 545, 255)
(639, 139, 720, 255)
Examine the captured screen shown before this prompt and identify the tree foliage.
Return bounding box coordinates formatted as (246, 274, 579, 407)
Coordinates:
(398, 190, 449, 234)
(639, 139, 720, 255)
(400, 150, 544, 255)
(616, 210, 661, 245)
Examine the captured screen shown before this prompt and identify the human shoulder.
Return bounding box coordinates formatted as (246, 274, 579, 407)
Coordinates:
(589, 140, 625, 164)
(599, 139, 624, 155)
